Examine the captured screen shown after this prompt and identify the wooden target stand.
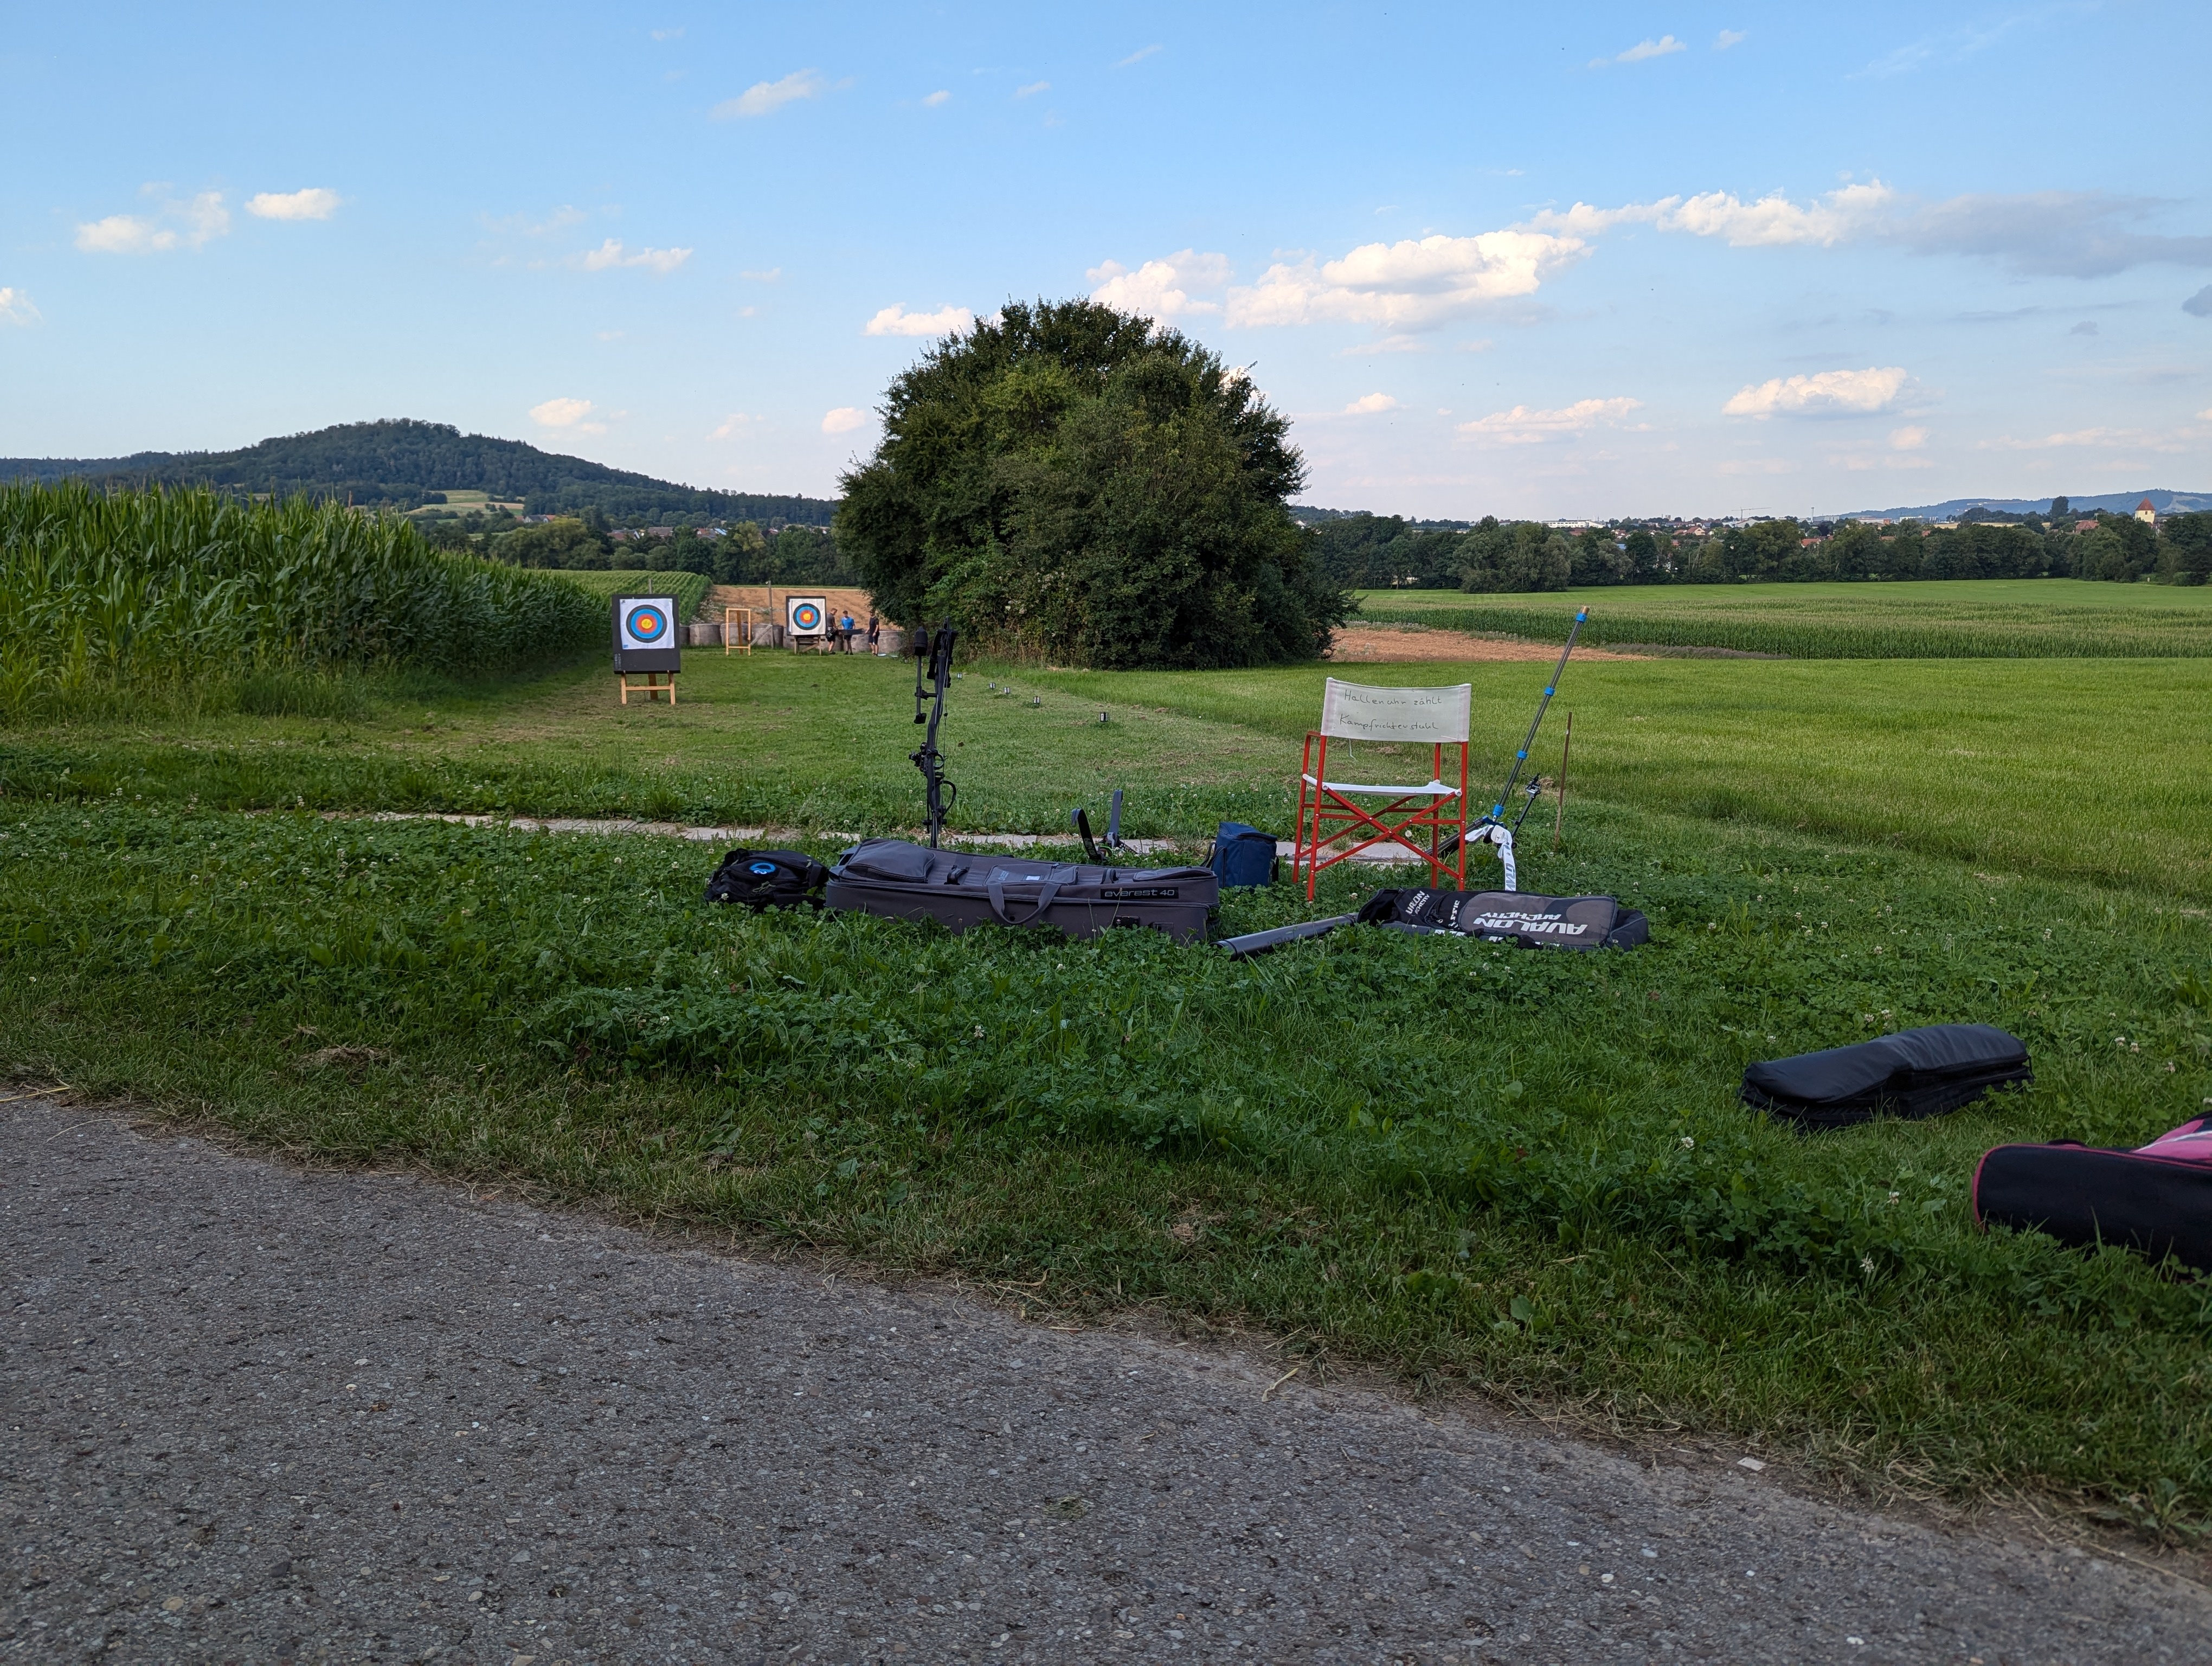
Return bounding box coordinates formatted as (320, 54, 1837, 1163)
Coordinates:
(618, 671, 677, 705)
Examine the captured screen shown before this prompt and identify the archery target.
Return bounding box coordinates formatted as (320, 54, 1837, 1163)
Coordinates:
(787, 595, 828, 636)
(619, 597, 676, 651)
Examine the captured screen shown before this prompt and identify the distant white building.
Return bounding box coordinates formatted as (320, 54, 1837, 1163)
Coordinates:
(2135, 497, 2157, 525)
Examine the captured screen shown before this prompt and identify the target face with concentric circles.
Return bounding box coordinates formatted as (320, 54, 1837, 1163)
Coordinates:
(625, 604, 668, 643)
(790, 601, 824, 633)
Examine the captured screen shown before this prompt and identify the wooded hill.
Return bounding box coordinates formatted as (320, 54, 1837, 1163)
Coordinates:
(0, 419, 837, 526)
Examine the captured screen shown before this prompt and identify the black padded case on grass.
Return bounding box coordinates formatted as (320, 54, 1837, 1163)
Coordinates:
(1364, 888, 1649, 952)
(1741, 1023, 2031, 1131)
(1973, 1118, 2212, 1271)
(825, 838, 1218, 943)
(704, 848, 829, 911)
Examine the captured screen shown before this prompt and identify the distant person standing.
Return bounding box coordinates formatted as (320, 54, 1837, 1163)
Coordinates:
(866, 614, 880, 655)
(838, 610, 856, 653)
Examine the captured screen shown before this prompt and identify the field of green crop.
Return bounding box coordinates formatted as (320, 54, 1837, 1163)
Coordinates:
(0, 482, 603, 718)
(1357, 579, 2212, 659)
(554, 567, 712, 623)
(4, 587, 2210, 1533)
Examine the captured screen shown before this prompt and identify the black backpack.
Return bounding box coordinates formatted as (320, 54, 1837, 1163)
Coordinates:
(705, 848, 829, 911)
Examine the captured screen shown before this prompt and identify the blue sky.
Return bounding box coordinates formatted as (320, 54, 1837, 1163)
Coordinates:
(4, 2, 2209, 518)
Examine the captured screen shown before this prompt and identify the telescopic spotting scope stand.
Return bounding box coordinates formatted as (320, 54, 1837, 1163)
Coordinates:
(910, 621, 958, 848)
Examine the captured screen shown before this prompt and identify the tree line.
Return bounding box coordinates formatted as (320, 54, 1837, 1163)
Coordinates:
(1309, 507, 2212, 591)
(428, 507, 858, 587)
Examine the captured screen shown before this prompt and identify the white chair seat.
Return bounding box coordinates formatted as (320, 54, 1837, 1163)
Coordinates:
(1301, 774, 1458, 797)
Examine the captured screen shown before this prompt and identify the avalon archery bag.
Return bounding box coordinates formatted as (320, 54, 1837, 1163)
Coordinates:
(825, 838, 1218, 943)
(1359, 888, 1649, 951)
(705, 848, 829, 911)
(1973, 1117, 2212, 1271)
(1740, 1023, 2031, 1131)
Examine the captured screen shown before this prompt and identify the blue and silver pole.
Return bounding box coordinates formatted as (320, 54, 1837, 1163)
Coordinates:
(1488, 608, 1586, 822)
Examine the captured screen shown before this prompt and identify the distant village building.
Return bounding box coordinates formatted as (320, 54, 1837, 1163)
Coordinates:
(2135, 497, 2158, 525)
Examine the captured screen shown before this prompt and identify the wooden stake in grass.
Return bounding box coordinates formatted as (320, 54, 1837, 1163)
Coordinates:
(1553, 710, 1571, 854)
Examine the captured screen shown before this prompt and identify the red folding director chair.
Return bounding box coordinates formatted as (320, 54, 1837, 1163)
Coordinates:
(1293, 678, 1471, 900)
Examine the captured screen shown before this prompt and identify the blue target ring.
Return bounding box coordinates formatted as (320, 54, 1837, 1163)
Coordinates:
(626, 604, 668, 643)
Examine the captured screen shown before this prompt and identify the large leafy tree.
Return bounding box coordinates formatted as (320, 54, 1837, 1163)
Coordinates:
(835, 299, 1349, 668)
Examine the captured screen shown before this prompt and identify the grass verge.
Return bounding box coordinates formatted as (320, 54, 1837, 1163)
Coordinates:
(4, 796, 2209, 1536)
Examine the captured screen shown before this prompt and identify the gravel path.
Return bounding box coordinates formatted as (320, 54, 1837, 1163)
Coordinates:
(4, 1095, 2204, 1666)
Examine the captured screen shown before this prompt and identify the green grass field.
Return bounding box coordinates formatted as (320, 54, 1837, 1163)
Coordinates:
(4, 599, 2211, 1535)
(9, 648, 2205, 898)
(1356, 579, 2212, 659)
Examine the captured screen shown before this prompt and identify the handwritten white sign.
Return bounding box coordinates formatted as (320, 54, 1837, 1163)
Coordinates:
(1318, 679, 1470, 743)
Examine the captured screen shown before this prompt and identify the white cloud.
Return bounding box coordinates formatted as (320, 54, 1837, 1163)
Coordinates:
(1723, 366, 1911, 418)
(740, 267, 782, 283)
(710, 414, 762, 440)
(1115, 44, 1161, 67)
(530, 397, 604, 435)
(0, 287, 40, 326)
(1888, 425, 1929, 450)
(651, 26, 684, 40)
(485, 204, 586, 238)
(1088, 249, 1232, 319)
(246, 187, 340, 221)
(713, 68, 827, 119)
(1227, 230, 1587, 330)
(1343, 393, 1402, 415)
(922, 89, 950, 107)
(1717, 458, 1797, 475)
(75, 190, 230, 254)
(1457, 396, 1642, 444)
(821, 407, 868, 434)
(1533, 182, 1898, 247)
(864, 303, 974, 337)
(576, 239, 692, 274)
(1015, 80, 1050, 98)
(1593, 34, 1686, 67)
(1530, 182, 2212, 277)
(1982, 425, 2196, 454)
(1714, 29, 1748, 49)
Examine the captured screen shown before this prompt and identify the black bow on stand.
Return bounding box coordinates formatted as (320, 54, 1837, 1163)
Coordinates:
(909, 621, 958, 848)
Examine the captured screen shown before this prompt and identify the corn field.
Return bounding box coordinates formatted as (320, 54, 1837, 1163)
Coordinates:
(0, 481, 602, 712)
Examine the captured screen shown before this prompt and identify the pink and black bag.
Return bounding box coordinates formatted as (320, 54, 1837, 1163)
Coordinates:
(1972, 1117, 2212, 1271)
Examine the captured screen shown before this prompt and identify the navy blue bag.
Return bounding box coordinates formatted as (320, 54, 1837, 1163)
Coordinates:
(1210, 823, 1279, 889)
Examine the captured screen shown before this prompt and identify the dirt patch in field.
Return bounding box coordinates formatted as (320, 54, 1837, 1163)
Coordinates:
(1327, 624, 1644, 663)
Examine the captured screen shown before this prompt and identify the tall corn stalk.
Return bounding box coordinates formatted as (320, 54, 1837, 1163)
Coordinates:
(0, 481, 602, 713)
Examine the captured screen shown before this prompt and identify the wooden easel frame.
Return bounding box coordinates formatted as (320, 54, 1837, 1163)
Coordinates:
(618, 672, 677, 706)
(723, 607, 755, 655)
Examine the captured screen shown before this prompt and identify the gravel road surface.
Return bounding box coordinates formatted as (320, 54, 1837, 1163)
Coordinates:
(4, 1095, 2204, 1665)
